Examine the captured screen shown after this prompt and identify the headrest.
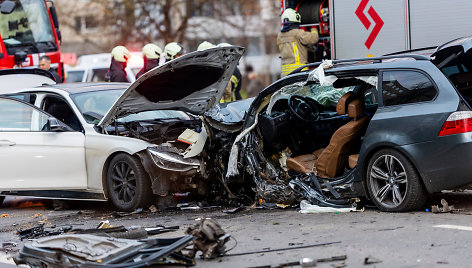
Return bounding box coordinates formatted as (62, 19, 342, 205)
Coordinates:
(348, 99, 365, 119)
(336, 92, 354, 115)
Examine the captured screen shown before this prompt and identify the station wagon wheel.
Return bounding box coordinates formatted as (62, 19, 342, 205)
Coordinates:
(106, 153, 152, 212)
(366, 149, 427, 212)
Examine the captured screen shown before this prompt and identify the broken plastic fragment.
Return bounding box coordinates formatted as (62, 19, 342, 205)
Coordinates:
(299, 200, 357, 214)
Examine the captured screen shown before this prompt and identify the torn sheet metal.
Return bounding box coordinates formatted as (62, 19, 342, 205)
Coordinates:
(147, 145, 200, 172)
(307, 60, 337, 86)
(226, 115, 259, 178)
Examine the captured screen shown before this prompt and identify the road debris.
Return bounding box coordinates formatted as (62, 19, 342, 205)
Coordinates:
(224, 241, 341, 257)
(299, 200, 358, 214)
(149, 204, 158, 213)
(247, 255, 347, 268)
(364, 256, 382, 265)
(14, 234, 196, 267)
(185, 218, 232, 259)
(17, 224, 73, 240)
(223, 206, 245, 214)
(432, 199, 455, 213)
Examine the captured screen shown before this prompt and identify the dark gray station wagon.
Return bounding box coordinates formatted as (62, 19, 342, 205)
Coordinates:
(228, 36, 472, 212)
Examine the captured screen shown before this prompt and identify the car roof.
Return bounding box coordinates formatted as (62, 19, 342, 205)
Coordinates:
(39, 82, 130, 94)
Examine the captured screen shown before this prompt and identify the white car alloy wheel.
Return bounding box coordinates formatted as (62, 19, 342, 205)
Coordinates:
(106, 153, 152, 211)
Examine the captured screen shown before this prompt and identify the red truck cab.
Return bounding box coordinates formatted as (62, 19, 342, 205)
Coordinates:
(0, 0, 62, 80)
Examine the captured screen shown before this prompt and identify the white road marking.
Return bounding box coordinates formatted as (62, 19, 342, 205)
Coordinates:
(433, 224, 472, 231)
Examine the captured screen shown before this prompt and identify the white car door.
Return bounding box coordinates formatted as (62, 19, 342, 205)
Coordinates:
(0, 98, 87, 190)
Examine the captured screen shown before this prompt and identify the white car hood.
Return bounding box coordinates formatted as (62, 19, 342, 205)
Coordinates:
(98, 46, 244, 128)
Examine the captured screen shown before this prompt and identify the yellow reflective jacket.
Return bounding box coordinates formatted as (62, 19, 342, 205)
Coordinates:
(277, 28, 319, 77)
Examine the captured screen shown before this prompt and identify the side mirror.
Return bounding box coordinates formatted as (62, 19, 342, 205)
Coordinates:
(49, 6, 59, 28)
(48, 117, 66, 132)
(1, 1, 16, 14)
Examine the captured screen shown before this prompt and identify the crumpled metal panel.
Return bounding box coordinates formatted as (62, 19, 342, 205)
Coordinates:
(147, 145, 201, 172)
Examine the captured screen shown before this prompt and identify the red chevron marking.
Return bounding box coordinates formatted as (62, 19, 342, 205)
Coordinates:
(365, 6, 384, 49)
(355, 0, 371, 30)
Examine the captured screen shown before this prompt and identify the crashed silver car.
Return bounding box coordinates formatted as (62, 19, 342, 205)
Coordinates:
(0, 47, 248, 211)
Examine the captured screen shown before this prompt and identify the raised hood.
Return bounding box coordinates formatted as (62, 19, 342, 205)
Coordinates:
(98, 46, 244, 128)
(431, 36, 472, 68)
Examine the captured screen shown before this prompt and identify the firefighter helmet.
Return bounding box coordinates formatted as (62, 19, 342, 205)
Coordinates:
(142, 44, 162, 59)
(281, 8, 301, 24)
(111, 46, 130, 62)
(197, 41, 215, 51)
(164, 42, 185, 61)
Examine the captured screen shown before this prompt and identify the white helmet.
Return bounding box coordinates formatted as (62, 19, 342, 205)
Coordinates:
(111, 45, 130, 62)
(164, 42, 185, 60)
(217, 42, 232, 47)
(281, 8, 301, 24)
(197, 41, 215, 51)
(142, 44, 162, 59)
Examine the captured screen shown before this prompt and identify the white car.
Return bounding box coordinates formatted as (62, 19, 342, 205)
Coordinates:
(65, 52, 144, 83)
(0, 47, 244, 211)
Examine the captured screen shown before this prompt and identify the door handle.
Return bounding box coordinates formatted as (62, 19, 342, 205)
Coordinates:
(0, 140, 16, 146)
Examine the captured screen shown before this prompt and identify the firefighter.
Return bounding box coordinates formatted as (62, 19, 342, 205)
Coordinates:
(197, 41, 215, 51)
(136, 43, 162, 79)
(164, 42, 185, 62)
(38, 55, 62, 83)
(218, 43, 242, 102)
(277, 8, 319, 77)
(105, 46, 130, 82)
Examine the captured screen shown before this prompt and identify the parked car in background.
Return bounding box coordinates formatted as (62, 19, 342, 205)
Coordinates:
(65, 52, 144, 83)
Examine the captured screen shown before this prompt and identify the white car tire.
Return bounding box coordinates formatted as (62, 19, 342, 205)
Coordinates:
(106, 153, 153, 211)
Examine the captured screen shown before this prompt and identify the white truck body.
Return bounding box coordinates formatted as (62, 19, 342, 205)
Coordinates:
(329, 0, 472, 59)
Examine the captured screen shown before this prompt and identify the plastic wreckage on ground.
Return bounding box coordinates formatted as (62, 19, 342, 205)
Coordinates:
(14, 219, 232, 267)
(14, 235, 197, 267)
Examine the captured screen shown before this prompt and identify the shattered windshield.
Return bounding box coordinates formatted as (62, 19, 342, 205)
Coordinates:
(71, 89, 190, 124)
(0, 0, 56, 53)
(276, 82, 354, 110)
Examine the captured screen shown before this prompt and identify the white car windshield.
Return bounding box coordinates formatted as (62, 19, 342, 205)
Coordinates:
(70, 89, 190, 124)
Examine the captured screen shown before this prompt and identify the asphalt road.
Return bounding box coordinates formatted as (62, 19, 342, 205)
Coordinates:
(1, 192, 472, 267)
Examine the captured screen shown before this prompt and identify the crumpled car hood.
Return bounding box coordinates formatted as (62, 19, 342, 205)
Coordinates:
(98, 46, 245, 128)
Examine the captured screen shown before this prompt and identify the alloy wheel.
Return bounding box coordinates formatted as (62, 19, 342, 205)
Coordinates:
(369, 154, 408, 209)
(111, 161, 137, 203)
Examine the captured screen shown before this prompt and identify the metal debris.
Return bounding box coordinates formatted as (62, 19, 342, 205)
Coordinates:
(185, 218, 232, 259)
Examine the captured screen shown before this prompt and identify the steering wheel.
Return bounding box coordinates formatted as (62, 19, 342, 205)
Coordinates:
(288, 95, 320, 122)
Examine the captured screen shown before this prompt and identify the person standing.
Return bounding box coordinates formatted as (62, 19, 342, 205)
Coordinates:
(163, 42, 185, 62)
(38, 55, 62, 83)
(136, 43, 162, 79)
(245, 65, 264, 98)
(218, 43, 242, 102)
(105, 46, 130, 82)
(277, 8, 319, 77)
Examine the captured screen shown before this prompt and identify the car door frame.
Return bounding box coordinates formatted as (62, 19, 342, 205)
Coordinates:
(0, 96, 88, 191)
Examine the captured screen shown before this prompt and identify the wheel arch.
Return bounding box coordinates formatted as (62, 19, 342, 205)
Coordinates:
(360, 145, 428, 200)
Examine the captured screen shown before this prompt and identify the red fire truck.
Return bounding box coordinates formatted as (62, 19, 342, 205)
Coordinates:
(0, 0, 62, 79)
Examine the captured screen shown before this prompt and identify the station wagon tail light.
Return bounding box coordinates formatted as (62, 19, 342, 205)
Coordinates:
(439, 111, 472, 136)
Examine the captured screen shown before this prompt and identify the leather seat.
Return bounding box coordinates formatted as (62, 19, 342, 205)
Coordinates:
(286, 92, 370, 177)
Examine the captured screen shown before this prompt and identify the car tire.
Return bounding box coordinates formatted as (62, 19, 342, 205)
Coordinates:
(106, 153, 153, 212)
(366, 149, 427, 212)
(0, 196, 4, 207)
